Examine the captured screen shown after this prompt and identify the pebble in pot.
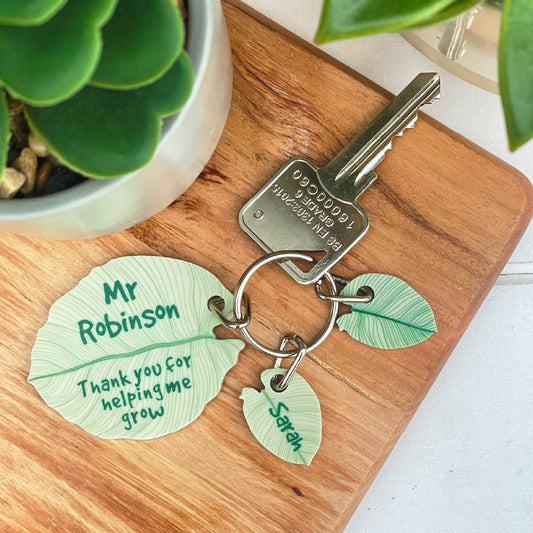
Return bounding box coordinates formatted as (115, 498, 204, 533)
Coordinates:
(40, 167, 86, 196)
(13, 148, 38, 194)
(0, 168, 26, 199)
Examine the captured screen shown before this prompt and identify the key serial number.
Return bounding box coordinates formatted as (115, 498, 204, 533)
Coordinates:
(269, 175, 359, 251)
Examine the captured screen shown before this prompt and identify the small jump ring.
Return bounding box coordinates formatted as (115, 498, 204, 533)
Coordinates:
(208, 294, 251, 329)
(315, 278, 374, 304)
(271, 335, 307, 392)
(233, 251, 339, 358)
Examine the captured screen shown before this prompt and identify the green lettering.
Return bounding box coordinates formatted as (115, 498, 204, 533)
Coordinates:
(122, 412, 132, 430)
(142, 308, 156, 328)
(101, 398, 112, 410)
(77, 380, 88, 397)
(128, 315, 142, 330)
(103, 280, 130, 305)
(148, 406, 165, 419)
(276, 415, 290, 428)
(182, 377, 191, 389)
(165, 380, 182, 394)
(125, 282, 137, 301)
(166, 304, 180, 319)
(286, 432, 300, 443)
(104, 313, 121, 338)
(269, 402, 289, 418)
(280, 422, 294, 433)
(78, 320, 96, 345)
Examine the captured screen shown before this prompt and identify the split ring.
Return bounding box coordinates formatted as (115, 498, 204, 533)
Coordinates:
(233, 251, 339, 358)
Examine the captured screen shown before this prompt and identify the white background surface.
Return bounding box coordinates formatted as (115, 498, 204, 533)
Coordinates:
(241, 2, 533, 531)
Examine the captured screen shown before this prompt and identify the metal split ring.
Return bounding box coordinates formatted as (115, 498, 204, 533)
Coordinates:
(232, 251, 340, 358)
(315, 277, 374, 304)
(271, 335, 307, 392)
(208, 294, 251, 329)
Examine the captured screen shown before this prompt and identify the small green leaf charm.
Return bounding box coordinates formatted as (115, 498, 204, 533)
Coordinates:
(337, 273, 437, 349)
(240, 369, 322, 465)
(29, 256, 244, 439)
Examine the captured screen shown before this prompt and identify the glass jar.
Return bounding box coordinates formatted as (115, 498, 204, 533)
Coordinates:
(402, 1, 502, 94)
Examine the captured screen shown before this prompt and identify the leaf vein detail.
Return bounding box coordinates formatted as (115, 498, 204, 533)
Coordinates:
(28, 334, 215, 382)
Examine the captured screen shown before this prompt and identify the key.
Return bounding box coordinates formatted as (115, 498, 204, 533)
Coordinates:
(239, 73, 440, 284)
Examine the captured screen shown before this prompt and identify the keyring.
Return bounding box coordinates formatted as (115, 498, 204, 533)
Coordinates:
(233, 250, 339, 358)
(271, 335, 308, 392)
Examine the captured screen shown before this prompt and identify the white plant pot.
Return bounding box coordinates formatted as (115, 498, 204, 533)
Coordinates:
(0, 0, 233, 239)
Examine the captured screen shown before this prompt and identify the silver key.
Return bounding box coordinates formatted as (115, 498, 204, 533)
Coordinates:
(239, 73, 440, 284)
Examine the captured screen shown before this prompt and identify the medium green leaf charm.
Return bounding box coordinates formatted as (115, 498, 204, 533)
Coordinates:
(240, 369, 322, 465)
(316, 0, 457, 43)
(28, 256, 244, 439)
(25, 52, 194, 177)
(337, 273, 437, 349)
(0, 0, 118, 106)
(0, 0, 68, 26)
(91, 0, 185, 89)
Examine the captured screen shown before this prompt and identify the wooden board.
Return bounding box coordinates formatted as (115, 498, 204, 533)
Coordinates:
(1, 1, 532, 531)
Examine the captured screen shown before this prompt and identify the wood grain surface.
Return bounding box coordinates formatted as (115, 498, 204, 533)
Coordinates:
(1, 1, 532, 531)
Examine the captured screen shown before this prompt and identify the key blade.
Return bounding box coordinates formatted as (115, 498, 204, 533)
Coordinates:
(319, 72, 440, 202)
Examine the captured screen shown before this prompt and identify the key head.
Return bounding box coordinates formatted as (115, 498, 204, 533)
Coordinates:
(239, 159, 369, 284)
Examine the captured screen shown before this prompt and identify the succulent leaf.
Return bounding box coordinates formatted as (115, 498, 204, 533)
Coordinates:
(0, 0, 119, 106)
(0, 91, 8, 183)
(0, 0, 68, 26)
(91, 0, 185, 90)
(25, 52, 194, 178)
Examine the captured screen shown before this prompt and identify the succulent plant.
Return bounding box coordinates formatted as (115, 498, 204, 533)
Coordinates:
(0, 0, 194, 182)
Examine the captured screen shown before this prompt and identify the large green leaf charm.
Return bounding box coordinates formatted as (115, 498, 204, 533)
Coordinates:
(28, 256, 244, 439)
(337, 273, 437, 349)
(241, 369, 322, 465)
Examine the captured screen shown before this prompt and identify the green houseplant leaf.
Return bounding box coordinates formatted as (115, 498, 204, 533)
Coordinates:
(406, 0, 482, 29)
(316, 0, 459, 42)
(91, 0, 185, 90)
(25, 52, 194, 178)
(499, 0, 533, 150)
(337, 273, 437, 349)
(28, 256, 244, 439)
(0, 91, 8, 179)
(0, 0, 118, 106)
(0, 0, 67, 26)
(241, 369, 322, 465)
